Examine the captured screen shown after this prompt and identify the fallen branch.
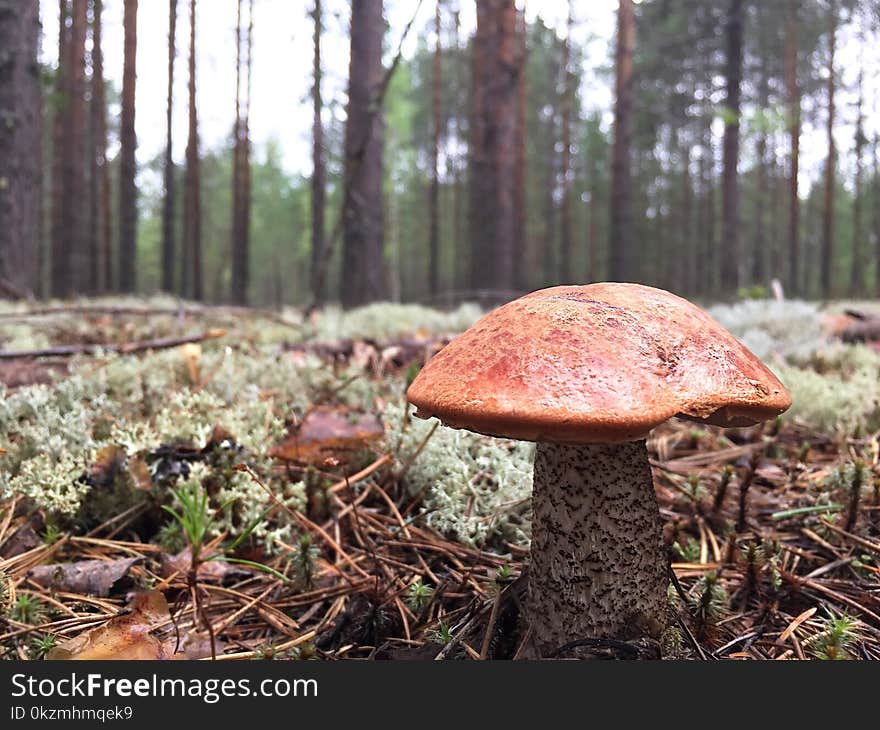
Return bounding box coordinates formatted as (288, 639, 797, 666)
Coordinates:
(0, 329, 226, 359)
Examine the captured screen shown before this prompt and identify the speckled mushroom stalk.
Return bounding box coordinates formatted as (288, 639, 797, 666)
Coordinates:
(529, 441, 667, 656)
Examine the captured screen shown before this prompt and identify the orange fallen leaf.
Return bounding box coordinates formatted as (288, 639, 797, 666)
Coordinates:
(47, 590, 172, 660)
(269, 406, 383, 466)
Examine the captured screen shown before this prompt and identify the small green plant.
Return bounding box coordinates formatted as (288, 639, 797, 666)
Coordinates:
(495, 564, 513, 585)
(41, 520, 63, 546)
(689, 571, 728, 640)
(155, 520, 186, 554)
(291, 533, 319, 591)
(8, 593, 46, 625)
(713, 465, 735, 512)
(672, 536, 701, 562)
(809, 613, 858, 660)
(0, 569, 9, 612)
(162, 478, 212, 562)
(429, 620, 454, 646)
(406, 578, 434, 612)
(30, 635, 57, 659)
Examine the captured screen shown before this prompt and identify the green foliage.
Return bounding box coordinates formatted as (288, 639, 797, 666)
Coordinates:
(162, 471, 214, 559)
(673, 536, 701, 562)
(30, 635, 57, 660)
(406, 578, 434, 612)
(8, 593, 46, 626)
(689, 571, 729, 635)
(809, 613, 859, 660)
(428, 620, 454, 646)
(291, 533, 319, 591)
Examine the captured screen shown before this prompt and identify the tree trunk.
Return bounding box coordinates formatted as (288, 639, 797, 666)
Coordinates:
(161, 0, 177, 293)
(849, 55, 865, 297)
(310, 0, 326, 307)
(753, 51, 768, 287)
(468, 0, 518, 293)
(609, 0, 634, 282)
(90, 0, 111, 293)
(240, 0, 253, 301)
(0, 0, 40, 297)
(720, 0, 743, 295)
(428, 1, 442, 298)
(341, 0, 385, 308)
(874, 130, 880, 297)
(821, 2, 835, 299)
(230, 0, 246, 304)
(784, 0, 800, 295)
(118, 0, 138, 293)
(183, 0, 202, 299)
(50, 0, 69, 298)
(512, 3, 527, 291)
(559, 1, 573, 283)
(67, 0, 88, 293)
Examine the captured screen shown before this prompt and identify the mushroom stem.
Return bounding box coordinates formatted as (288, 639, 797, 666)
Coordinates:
(528, 440, 668, 656)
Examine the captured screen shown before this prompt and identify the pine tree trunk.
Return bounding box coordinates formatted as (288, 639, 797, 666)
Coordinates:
(241, 0, 253, 301)
(609, 0, 634, 282)
(784, 0, 800, 295)
(231, 0, 245, 304)
(183, 0, 202, 300)
(50, 0, 69, 297)
(428, 1, 442, 298)
(341, 0, 385, 308)
(118, 0, 138, 293)
(310, 0, 326, 307)
(162, 0, 177, 294)
(0, 0, 40, 297)
(559, 1, 573, 283)
(753, 50, 768, 287)
(69, 0, 88, 292)
(821, 2, 835, 299)
(874, 131, 880, 297)
(720, 0, 743, 295)
(512, 4, 527, 292)
(90, 0, 111, 293)
(468, 0, 518, 294)
(849, 58, 865, 297)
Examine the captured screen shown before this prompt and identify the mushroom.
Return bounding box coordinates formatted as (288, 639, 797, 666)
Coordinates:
(406, 283, 791, 657)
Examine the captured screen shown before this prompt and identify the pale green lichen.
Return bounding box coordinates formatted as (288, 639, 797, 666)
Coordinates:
(708, 299, 823, 361)
(311, 302, 483, 343)
(383, 402, 533, 547)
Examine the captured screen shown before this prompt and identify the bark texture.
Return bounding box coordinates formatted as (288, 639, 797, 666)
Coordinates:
(310, 0, 326, 307)
(720, 0, 743, 295)
(118, 0, 138, 292)
(341, 0, 385, 308)
(609, 0, 634, 281)
(528, 440, 667, 656)
(468, 0, 518, 292)
(161, 0, 177, 294)
(0, 0, 40, 296)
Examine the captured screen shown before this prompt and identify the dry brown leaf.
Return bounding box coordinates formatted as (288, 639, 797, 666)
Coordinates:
(47, 590, 172, 660)
(28, 557, 141, 597)
(159, 550, 252, 585)
(269, 406, 383, 466)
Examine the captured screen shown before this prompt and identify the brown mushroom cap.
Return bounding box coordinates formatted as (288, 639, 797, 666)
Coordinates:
(406, 283, 792, 443)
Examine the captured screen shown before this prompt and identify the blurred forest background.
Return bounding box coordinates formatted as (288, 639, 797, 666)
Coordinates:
(1, 0, 880, 308)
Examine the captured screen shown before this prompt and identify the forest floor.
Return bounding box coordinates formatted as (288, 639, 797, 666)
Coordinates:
(0, 296, 878, 661)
